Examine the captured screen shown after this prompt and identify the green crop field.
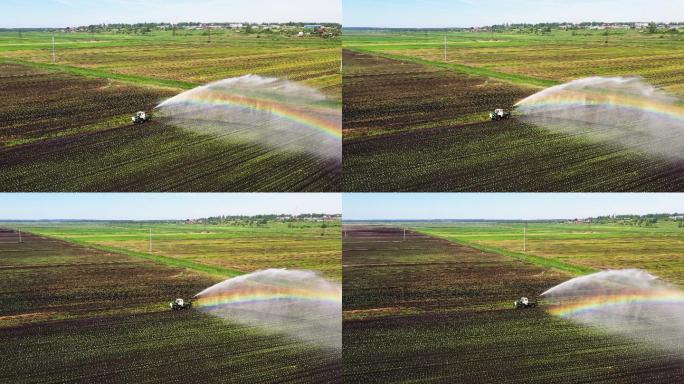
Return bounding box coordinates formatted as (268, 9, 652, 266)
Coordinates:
(0, 31, 341, 192)
(342, 29, 684, 191)
(11, 221, 341, 281)
(412, 220, 684, 284)
(0, 221, 341, 383)
(342, 224, 684, 383)
(345, 30, 684, 95)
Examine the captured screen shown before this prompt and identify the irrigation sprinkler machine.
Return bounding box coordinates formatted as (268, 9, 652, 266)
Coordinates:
(132, 111, 151, 124)
(489, 108, 512, 121)
(514, 296, 538, 309)
(170, 298, 192, 311)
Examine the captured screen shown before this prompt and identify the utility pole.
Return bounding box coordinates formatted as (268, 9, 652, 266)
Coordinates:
(18, 229, 22, 244)
(523, 221, 527, 252)
(403, 227, 406, 241)
(51, 33, 56, 64)
(148, 228, 152, 252)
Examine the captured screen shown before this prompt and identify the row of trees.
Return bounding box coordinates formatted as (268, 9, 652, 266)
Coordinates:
(590, 213, 683, 227)
(195, 213, 339, 226)
(57, 22, 341, 37)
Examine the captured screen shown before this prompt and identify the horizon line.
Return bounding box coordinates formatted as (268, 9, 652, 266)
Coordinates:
(343, 21, 684, 29)
(2, 21, 341, 29)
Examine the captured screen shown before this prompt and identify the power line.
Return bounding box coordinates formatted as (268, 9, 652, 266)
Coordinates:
(51, 33, 56, 64)
(523, 221, 527, 252)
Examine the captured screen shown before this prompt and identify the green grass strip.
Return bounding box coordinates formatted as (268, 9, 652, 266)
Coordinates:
(348, 48, 561, 88)
(0, 57, 198, 90)
(415, 229, 598, 276)
(41, 233, 244, 279)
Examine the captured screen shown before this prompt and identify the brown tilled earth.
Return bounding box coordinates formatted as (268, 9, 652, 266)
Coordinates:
(342, 50, 533, 139)
(342, 50, 684, 192)
(342, 226, 684, 383)
(0, 228, 341, 383)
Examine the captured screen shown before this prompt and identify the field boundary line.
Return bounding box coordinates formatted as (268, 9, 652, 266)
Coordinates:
(21, 230, 244, 278)
(0, 57, 198, 90)
(346, 48, 561, 88)
(413, 229, 598, 276)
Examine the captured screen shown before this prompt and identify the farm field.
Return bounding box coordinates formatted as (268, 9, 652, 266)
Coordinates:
(412, 220, 684, 286)
(342, 30, 684, 191)
(9, 221, 342, 281)
(344, 30, 684, 96)
(342, 50, 532, 140)
(0, 31, 341, 192)
(342, 225, 684, 383)
(0, 226, 341, 383)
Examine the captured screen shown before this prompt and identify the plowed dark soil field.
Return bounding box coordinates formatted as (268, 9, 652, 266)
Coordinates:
(343, 50, 532, 139)
(0, 64, 340, 191)
(0, 228, 341, 383)
(342, 50, 684, 192)
(342, 226, 684, 383)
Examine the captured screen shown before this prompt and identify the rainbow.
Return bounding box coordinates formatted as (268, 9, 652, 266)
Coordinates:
(162, 91, 341, 140)
(547, 289, 684, 318)
(516, 88, 684, 123)
(194, 286, 342, 309)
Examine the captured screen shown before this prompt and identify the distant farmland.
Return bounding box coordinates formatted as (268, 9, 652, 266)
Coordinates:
(0, 31, 341, 191)
(342, 30, 684, 192)
(413, 220, 684, 286)
(0, 222, 341, 383)
(343, 225, 684, 383)
(14, 221, 342, 281)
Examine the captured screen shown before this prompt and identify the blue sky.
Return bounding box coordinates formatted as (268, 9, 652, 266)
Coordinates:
(344, 0, 684, 28)
(1, 0, 341, 28)
(343, 193, 684, 220)
(0, 193, 341, 220)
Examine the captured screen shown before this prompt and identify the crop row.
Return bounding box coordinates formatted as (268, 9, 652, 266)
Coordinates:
(3, 38, 341, 99)
(0, 64, 172, 142)
(342, 50, 532, 139)
(23, 222, 342, 281)
(0, 65, 340, 192)
(0, 229, 341, 383)
(341, 52, 684, 191)
(342, 226, 684, 383)
(343, 116, 684, 191)
(373, 30, 684, 96)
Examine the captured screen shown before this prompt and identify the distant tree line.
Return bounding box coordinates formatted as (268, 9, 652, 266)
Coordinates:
(191, 213, 341, 227)
(40, 22, 341, 38)
(589, 213, 684, 227)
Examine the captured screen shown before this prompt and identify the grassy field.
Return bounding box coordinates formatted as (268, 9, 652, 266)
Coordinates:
(344, 29, 684, 94)
(412, 220, 684, 285)
(0, 222, 341, 383)
(7, 221, 341, 281)
(343, 225, 684, 383)
(342, 29, 684, 191)
(0, 31, 341, 191)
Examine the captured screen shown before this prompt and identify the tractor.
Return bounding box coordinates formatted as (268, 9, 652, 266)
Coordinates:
(170, 298, 192, 311)
(490, 108, 511, 121)
(514, 297, 537, 309)
(132, 111, 151, 124)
